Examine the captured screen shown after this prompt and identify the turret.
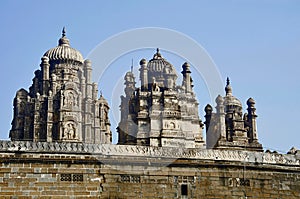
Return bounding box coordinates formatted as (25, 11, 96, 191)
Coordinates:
(247, 97, 258, 143)
(204, 104, 212, 133)
(181, 62, 192, 93)
(139, 59, 148, 91)
(41, 56, 50, 95)
(124, 70, 136, 97)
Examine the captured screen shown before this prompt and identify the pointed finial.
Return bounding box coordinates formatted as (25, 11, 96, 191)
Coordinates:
(131, 59, 133, 73)
(226, 77, 230, 86)
(58, 27, 70, 46)
(100, 90, 103, 97)
(225, 77, 232, 96)
(62, 27, 66, 37)
(153, 48, 162, 59)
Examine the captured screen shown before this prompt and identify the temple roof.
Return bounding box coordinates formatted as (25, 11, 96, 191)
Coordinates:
(43, 27, 84, 64)
(147, 48, 177, 76)
(223, 77, 242, 108)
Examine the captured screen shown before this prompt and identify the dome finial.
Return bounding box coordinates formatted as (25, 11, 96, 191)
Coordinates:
(58, 27, 70, 46)
(226, 77, 230, 86)
(225, 77, 232, 96)
(153, 48, 162, 59)
(62, 27, 66, 37)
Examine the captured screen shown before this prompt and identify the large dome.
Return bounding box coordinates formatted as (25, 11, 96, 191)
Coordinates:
(43, 28, 84, 64)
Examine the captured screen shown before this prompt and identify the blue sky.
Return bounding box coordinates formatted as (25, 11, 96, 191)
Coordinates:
(0, 0, 299, 152)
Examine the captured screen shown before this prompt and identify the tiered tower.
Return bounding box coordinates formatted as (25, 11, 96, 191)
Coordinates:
(204, 78, 263, 151)
(9, 28, 111, 144)
(117, 49, 205, 148)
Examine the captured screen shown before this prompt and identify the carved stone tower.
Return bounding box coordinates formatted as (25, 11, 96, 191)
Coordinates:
(117, 49, 205, 148)
(204, 78, 263, 151)
(10, 28, 111, 144)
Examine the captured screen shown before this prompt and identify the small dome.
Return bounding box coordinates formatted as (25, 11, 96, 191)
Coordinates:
(124, 71, 135, 83)
(182, 62, 191, 73)
(247, 97, 255, 106)
(99, 95, 109, 106)
(215, 95, 224, 105)
(43, 28, 84, 64)
(147, 48, 176, 76)
(204, 104, 213, 112)
(16, 88, 29, 97)
(140, 58, 147, 65)
(224, 95, 242, 107)
(223, 78, 242, 108)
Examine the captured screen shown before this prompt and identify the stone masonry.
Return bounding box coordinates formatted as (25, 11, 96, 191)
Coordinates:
(1, 28, 300, 198)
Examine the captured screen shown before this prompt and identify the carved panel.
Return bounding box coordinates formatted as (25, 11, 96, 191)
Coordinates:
(62, 122, 78, 140)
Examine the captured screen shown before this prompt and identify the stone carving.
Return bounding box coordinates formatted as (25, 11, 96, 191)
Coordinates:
(118, 49, 205, 148)
(9, 28, 111, 144)
(63, 123, 77, 140)
(0, 141, 299, 166)
(205, 78, 263, 152)
(63, 91, 78, 107)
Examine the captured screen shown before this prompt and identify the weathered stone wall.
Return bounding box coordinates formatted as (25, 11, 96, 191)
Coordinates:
(0, 141, 299, 198)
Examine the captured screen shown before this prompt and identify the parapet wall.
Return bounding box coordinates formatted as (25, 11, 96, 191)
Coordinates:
(0, 141, 299, 198)
(0, 141, 299, 166)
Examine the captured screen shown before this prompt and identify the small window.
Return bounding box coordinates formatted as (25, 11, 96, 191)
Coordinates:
(181, 184, 188, 196)
(60, 174, 71, 181)
(73, 174, 83, 182)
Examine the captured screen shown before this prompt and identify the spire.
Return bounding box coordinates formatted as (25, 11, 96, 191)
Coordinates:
(153, 48, 162, 59)
(131, 59, 133, 73)
(58, 27, 70, 46)
(62, 27, 66, 37)
(225, 77, 232, 96)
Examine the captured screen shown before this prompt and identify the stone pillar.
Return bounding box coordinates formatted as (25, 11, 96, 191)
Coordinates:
(216, 95, 226, 141)
(84, 59, 92, 83)
(33, 93, 41, 142)
(84, 60, 93, 98)
(46, 91, 53, 142)
(139, 59, 148, 91)
(247, 98, 258, 143)
(92, 83, 98, 100)
(204, 104, 212, 133)
(41, 56, 50, 95)
(181, 62, 192, 93)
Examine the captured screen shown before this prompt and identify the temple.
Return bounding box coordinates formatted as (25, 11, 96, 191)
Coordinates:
(117, 49, 205, 148)
(9, 28, 111, 144)
(204, 78, 263, 151)
(1, 28, 299, 199)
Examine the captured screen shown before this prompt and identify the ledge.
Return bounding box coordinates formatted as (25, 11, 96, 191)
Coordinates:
(0, 140, 299, 167)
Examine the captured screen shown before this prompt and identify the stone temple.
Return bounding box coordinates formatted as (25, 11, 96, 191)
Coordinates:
(0, 28, 299, 198)
(118, 49, 205, 148)
(9, 28, 111, 144)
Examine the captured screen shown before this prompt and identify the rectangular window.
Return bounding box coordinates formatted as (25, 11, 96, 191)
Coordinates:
(60, 174, 71, 181)
(181, 184, 188, 196)
(73, 174, 83, 182)
(60, 174, 83, 182)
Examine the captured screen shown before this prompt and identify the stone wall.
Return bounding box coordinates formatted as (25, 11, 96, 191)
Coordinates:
(0, 141, 299, 198)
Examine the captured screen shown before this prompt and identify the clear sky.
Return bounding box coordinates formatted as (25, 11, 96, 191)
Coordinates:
(0, 0, 299, 152)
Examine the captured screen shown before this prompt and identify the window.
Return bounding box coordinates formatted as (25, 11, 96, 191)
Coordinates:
(181, 184, 188, 196)
(60, 174, 83, 182)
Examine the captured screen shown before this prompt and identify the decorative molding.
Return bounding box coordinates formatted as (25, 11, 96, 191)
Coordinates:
(0, 141, 299, 166)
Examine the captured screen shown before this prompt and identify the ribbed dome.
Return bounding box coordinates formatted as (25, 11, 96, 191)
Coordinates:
(224, 77, 242, 108)
(99, 94, 109, 106)
(147, 48, 176, 76)
(43, 28, 84, 64)
(224, 95, 242, 107)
